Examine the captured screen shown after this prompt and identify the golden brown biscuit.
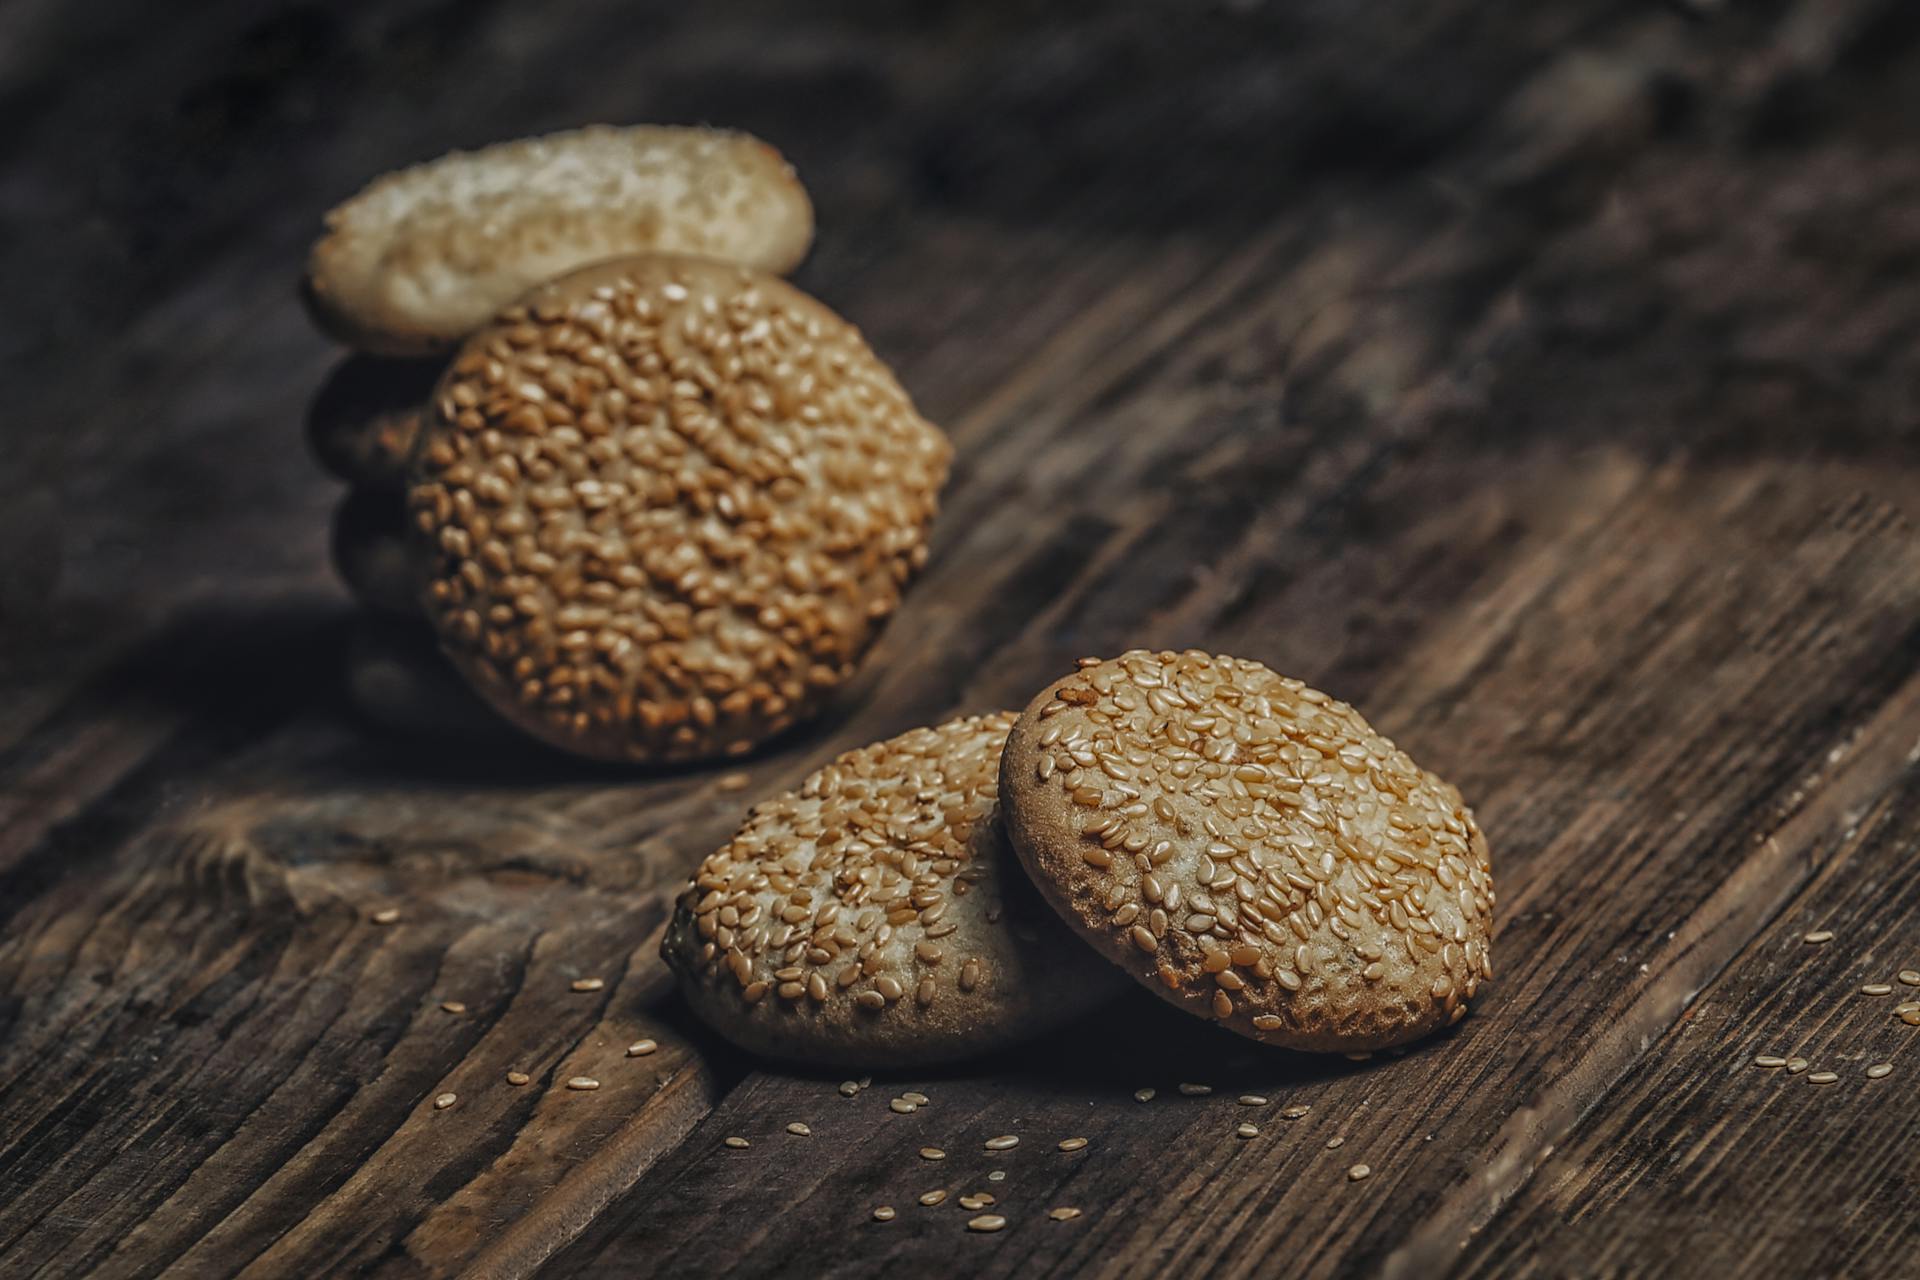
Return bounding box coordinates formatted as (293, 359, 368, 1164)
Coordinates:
(999, 650, 1494, 1052)
(304, 125, 813, 355)
(305, 355, 443, 487)
(407, 254, 952, 764)
(662, 712, 1125, 1067)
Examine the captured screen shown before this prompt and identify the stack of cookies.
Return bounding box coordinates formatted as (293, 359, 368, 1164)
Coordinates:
(300, 126, 952, 757)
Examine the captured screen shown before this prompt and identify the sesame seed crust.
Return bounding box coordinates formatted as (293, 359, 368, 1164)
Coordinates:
(305, 125, 814, 355)
(409, 254, 953, 762)
(999, 649, 1495, 1052)
(661, 712, 1124, 1066)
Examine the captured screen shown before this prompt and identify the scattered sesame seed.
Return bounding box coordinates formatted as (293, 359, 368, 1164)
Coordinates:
(920, 1190, 948, 1206)
(967, 1214, 1007, 1233)
(891, 1099, 918, 1114)
(872, 1206, 895, 1222)
(901, 1091, 930, 1106)
(958, 1193, 996, 1210)
(1752, 1056, 1787, 1069)
(1058, 1137, 1089, 1152)
(723, 1136, 750, 1149)
(1900, 970, 1920, 987)
(571, 977, 605, 993)
(1281, 1105, 1312, 1120)
(1807, 1071, 1839, 1084)
(1343, 1052, 1372, 1062)
(1867, 1063, 1893, 1079)
(985, 1135, 1020, 1151)
(718, 772, 752, 792)
(626, 1039, 658, 1057)
(1861, 984, 1893, 996)
(1049, 1207, 1082, 1222)
(370, 907, 401, 925)
(1786, 1058, 1810, 1074)
(1236, 1123, 1259, 1139)
(440, 1001, 467, 1014)
(433, 1093, 457, 1110)
(1899, 1004, 1920, 1026)
(1238, 1094, 1269, 1106)
(839, 1081, 860, 1097)
(1134, 1088, 1156, 1103)
(988, 1170, 1006, 1183)
(1326, 1136, 1345, 1149)
(505, 1070, 530, 1086)
(1348, 1163, 1372, 1182)
(920, 1148, 946, 1161)
(787, 1122, 812, 1136)
(566, 1077, 600, 1091)
(1803, 930, 1834, 944)
(1177, 1083, 1213, 1097)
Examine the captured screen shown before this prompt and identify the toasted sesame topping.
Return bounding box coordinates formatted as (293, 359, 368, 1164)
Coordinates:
(1007, 649, 1494, 1052)
(627, 1039, 658, 1057)
(787, 1122, 812, 1136)
(984, 1135, 1020, 1151)
(411, 256, 951, 763)
(440, 1001, 466, 1014)
(920, 1148, 946, 1161)
(1348, 1163, 1372, 1182)
(1804, 930, 1834, 944)
(723, 1136, 750, 1149)
(872, 1206, 895, 1222)
(1058, 1137, 1089, 1152)
(1807, 1071, 1839, 1084)
(1134, 1088, 1156, 1103)
(1238, 1094, 1270, 1106)
(1861, 983, 1893, 996)
(1236, 1123, 1259, 1139)
(370, 907, 402, 925)
(1867, 1062, 1893, 1079)
(571, 978, 605, 993)
(1049, 1207, 1082, 1222)
(967, 1214, 1007, 1233)
(920, 1190, 948, 1206)
(505, 1070, 531, 1086)
(1752, 1056, 1787, 1069)
(433, 1093, 457, 1110)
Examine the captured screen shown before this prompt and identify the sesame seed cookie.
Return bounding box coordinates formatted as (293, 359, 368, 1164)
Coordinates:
(999, 650, 1494, 1052)
(662, 712, 1126, 1067)
(306, 355, 443, 488)
(407, 254, 951, 763)
(305, 125, 814, 355)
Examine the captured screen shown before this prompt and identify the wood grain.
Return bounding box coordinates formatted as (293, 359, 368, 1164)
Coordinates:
(2, 0, 1918, 1277)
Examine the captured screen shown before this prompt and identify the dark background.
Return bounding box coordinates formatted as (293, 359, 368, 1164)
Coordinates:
(2, 2, 1918, 1277)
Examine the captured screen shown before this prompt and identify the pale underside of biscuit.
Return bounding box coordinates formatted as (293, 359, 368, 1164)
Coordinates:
(1000, 650, 1495, 1053)
(305, 124, 814, 356)
(662, 713, 1125, 1067)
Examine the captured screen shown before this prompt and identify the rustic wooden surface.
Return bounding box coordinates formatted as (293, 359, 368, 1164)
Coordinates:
(3, 1, 1917, 1277)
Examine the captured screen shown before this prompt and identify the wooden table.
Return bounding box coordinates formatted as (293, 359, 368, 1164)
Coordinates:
(5, 2, 1918, 1275)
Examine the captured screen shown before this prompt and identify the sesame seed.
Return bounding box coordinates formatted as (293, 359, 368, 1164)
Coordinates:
(920, 1190, 948, 1206)
(1803, 930, 1834, 944)
(370, 907, 401, 925)
(1238, 1095, 1269, 1106)
(1049, 1207, 1082, 1222)
(920, 1147, 946, 1161)
(1134, 1088, 1156, 1103)
(1326, 1136, 1345, 1149)
(988, 1171, 1006, 1183)
(1786, 1058, 1810, 1074)
(433, 1093, 457, 1110)
(440, 1001, 467, 1014)
(872, 1207, 895, 1222)
(839, 1081, 860, 1097)
(571, 978, 605, 993)
(627, 1039, 658, 1057)
(1348, 1163, 1372, 1182)
(1281, 1104, 1312, 1119)
(1236, 1123, 1259, 1139)
(901, 1091, 930, 1106)
(1900, 1004, 1920, 1026)
(1900, 970, 1920, 986)
(718, 772, 751, 792)
(1177, 1083, 1213, 1097)
(958, 1193, 996, 1210)
(985, 1135, 1020, 1151)
(1058, 1137, 1089, 1152)
(967, 1214, 1007, 1233)
(1752, 1056, 1787, 1069)
(1861, 984, 1893, 996)
(787, 1122, 811, 1136)
(723, 1136, 750, 1149)
(1807, 1071, 1839, 1084)
(566, 1077, 600, 1091)
(1867, 1063, 1893, 1079)
(505, 1070, 530, 1086)
(891, 1099, 918, 1114)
